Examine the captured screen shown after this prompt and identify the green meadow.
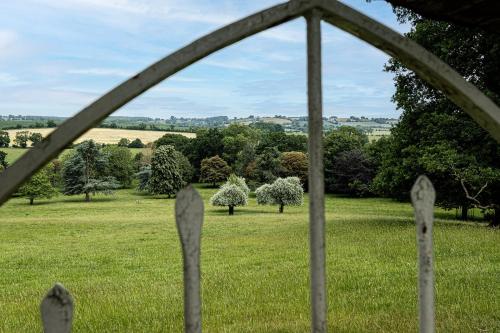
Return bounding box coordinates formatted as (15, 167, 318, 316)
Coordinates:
(0, 187, 498, 332)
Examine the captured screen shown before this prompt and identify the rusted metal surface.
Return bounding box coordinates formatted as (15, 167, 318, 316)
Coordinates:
(176, 186, 204, 333)
(411, 176, 436, 333)
(306, 9, 327, 333)
(40, 283, 74, 333)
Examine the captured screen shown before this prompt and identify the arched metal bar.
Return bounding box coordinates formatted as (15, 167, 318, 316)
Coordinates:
(318, 0, 500, 142)
(0, 0, 318, 204)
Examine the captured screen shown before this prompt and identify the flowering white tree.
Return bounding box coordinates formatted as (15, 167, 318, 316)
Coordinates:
(226, 174, 250, 196)
(211, 175, 249, 215)
(256, 177, 303, 213)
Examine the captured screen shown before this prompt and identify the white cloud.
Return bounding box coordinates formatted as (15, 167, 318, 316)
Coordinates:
(67, 68, 134, 77)
(203, 58, 263, 71)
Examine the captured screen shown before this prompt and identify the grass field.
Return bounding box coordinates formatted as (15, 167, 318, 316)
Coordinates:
(5, 128, 195, 145)
(0, 188, 498, 332)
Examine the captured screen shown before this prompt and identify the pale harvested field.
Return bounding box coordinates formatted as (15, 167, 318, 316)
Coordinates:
(6, 128, 195, 145)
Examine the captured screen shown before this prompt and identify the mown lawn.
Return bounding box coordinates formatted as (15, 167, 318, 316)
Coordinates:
(0, 188, 498, 332)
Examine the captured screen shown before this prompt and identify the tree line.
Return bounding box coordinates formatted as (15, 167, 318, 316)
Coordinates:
(1, 114, 498, 225)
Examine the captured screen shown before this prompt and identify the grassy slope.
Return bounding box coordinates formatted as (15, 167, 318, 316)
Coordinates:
(0, 188, 498, 332)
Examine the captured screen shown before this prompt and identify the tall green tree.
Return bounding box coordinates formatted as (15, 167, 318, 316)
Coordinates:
(62, 140, 120, 201)
(148, 145, 183, 197)
(186, 128, 224, 178)
(102, 145, 134, 188)
(324, 126, 368, 193)
(377, 10, 500, 225)
(199, 155, 231, 187)
(155, 133, 192, 156)
(19, 167, 57, 205)
(280, 151, 308, 188)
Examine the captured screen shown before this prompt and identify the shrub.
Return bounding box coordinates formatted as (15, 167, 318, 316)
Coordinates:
(128, 138, 145, 148)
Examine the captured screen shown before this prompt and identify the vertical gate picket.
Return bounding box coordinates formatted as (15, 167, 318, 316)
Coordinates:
(40, 283, 74, 333)
(411, 175, 436, 333)
(306, 9, 327, 333)
(175, 185, 204, 333)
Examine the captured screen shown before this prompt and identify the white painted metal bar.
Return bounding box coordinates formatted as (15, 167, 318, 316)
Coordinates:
(411, 176, 436, 333)
(175, 186, 204, 333)
(306, 9, 327, 333)
(40, 283, 74, 333)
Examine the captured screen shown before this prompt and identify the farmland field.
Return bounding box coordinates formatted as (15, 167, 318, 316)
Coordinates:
(0, 188, 498, 332)
(5, 128, 195, 145)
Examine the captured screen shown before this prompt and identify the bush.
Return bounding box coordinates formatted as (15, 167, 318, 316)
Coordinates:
(255, 177, 303, 213)
(128, 138, 145, 148)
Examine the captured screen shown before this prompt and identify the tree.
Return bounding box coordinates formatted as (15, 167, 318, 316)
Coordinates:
(62, 140, 120, 201)
(187, 128, 224, 175)
(324, 127, 368, 193)
(128, 138, 145, 148)
(46, 120, 57, 128)
(377, 9, 500, 225)
(29, 132, 43, 146)
(280, 151, 308, 187)
(210, 176, 249, 215)
(148, 145, 183, 197)
(234, 143, 257, 179)
(331, 149, 376, 197)
(47, 159, 63, 188)
(257, 132, 307, 154)
(253, 147, 281, 184)
(251, 122, 284, 132)
(0, 131, 10, 148)
(155, 133, 192, 156)
(135, 165, 151, 191)
(199, 155, 231, 187)
(222, 124, 260, 165)
(14, 131, 30, 148)
(19, 167, 57, 205)
(0, 151, 7, 168)
(102, 145, 134, 188)
(117, 138, 130, 147)
(255, 177, 303, 213)
(174, 150, 194, 184)
(226, 173, 250, 196)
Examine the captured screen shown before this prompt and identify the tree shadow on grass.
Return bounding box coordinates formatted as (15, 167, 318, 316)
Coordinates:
(208, 207, 291, 216)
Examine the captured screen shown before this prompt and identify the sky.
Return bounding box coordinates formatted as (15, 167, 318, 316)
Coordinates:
(0, 0, 409, 119)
